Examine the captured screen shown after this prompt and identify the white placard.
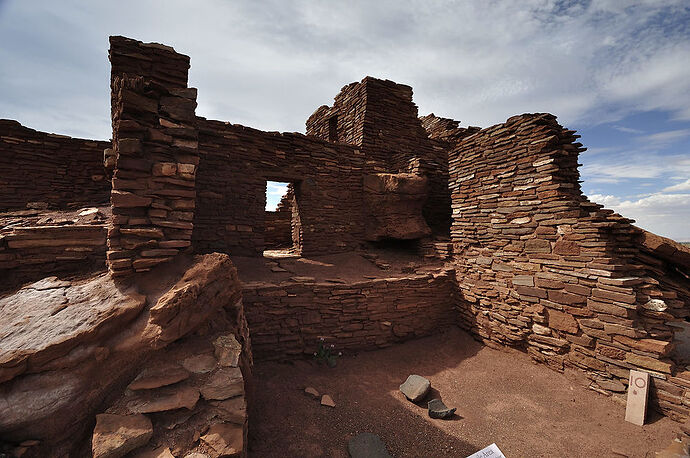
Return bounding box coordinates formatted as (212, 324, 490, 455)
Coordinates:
(625, 369, 650, 426)
(467, 443, 506, 458)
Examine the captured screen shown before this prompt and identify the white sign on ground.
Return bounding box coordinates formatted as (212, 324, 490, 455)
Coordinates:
(625, 369, 650, 426)
(466, 443, 506, 458)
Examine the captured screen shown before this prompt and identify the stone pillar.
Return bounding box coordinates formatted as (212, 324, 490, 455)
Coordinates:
(106, 37, 198, 276)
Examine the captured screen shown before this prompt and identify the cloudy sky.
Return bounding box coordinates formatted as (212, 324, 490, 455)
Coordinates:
(1, 0, 688, 240)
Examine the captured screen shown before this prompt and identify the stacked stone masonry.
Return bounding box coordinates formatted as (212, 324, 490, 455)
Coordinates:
(107, 36, 199, 275)
(0, 225, 106, 290)
(194, 120, 364, 257)
(242, 270, 457, 360)
(0, 119, 110, 210)
(306, 77, 452, 236)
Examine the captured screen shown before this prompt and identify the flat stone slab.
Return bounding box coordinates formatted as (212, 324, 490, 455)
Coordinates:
(214, 334, 242, 367)
(399, 374, 430, 402)
(347, 433, 391, 458)
(428, 398, 456, 419)
(200, 423, 244, 457)
(304, 387, 320, 399)
(321, 394, 336, 407)
(128, 364, 190, 391)
(200, 367, 244, 401)
(181, 354, 217, 374)
(0, 275, 146, 383)
(131, 446, 175, 458)
(127, 386, 199, 414)
(92, 413, 152, 458)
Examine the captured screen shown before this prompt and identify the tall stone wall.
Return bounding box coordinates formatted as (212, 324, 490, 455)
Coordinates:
(449, 113, 690, 420)
(0, 120, 110, 210)
(107, 37, 199, 276)
(193, 120, 365, 257)
(243, 270, 457, 360)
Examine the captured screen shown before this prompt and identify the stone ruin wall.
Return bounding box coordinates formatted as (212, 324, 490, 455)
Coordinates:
(0, 225, 106, 289)
(448, 113, 690, 420)
(0, 119, 110, 210)
(243, 270, 457, 360)
(193, 119, 365, 257)
(306, 77, 452, 237)
(107, 36, 200, 276)
(0, 121, 111, 290)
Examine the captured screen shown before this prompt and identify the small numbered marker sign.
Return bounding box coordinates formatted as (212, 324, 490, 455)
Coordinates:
(625, 370, 650, 426)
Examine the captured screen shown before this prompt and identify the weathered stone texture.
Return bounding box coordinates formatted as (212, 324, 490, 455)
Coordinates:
(107, 36, 199, 276)
(0, 224, 106, 290)
(194, 120, 364, 257)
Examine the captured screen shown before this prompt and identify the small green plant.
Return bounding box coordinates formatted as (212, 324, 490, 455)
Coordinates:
(313, 337, 341, 368)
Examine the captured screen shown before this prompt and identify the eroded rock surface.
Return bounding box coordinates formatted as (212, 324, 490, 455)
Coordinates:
(0, 253, 249, 457)
(0, 274, 145, 383)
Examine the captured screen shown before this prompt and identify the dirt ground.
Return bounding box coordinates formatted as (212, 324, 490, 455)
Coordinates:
(249, 327, 680, 458)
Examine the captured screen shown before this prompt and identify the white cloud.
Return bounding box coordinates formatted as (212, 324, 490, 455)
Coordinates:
(638, 129, 690, 147)
(588, 192, 690, 241)
(664, 179, 690, 192)
(581, 152, 690, 183)
(613, 125, 645, 134)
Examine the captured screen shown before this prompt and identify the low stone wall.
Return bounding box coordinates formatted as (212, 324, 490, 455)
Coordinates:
(0, 225, 106, 290)
(0, 120, 110, 210)
(242, 269, 457, 360)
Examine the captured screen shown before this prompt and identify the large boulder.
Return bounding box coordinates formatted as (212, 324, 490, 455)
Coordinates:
(0, 253, 246, 456)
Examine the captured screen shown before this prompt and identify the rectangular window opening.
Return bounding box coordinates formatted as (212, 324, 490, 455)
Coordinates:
(264, 180, 300, 256)
(328, 116, 338, 142)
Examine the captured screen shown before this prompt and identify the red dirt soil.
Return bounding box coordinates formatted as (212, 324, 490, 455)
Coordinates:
(249, 327, 679, 457)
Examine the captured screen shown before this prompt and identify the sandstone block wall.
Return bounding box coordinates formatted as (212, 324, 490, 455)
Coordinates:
(449, 113, 690, 420)
(107, 37, 199, 276)
(242, 270, 457, 360)
(194, 120, 365, 257)
(0, 120, 110, 210)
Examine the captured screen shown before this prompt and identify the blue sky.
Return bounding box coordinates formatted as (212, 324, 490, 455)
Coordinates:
(1, 0, 688, 240)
